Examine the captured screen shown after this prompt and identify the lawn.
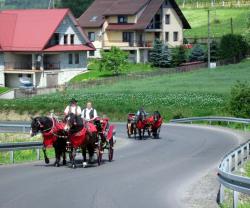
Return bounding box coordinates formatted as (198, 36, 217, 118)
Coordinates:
(70, 61, 154, 83)
(0, 87, 9, 94)
(183, 8, 250, 38)
(0, 60, 250, 121)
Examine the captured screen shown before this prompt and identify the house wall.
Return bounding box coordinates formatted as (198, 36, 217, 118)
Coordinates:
(107, 15, 136, 24)
(59, 52, 87, 70)
(56, 15, 85, 45)
(83, 28, 102, 58)
(4, 53, 32, 69)
(0, 53, 4, 86)
(162, 2, 183, 46)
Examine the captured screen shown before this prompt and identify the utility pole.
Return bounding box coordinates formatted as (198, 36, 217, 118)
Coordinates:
(230, 18, 234, 34)
(207, 9, 211, 68)
(48, 0, 55, 9)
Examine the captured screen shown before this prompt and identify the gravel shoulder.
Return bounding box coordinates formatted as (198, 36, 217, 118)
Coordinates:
(179, 124, 250, 208)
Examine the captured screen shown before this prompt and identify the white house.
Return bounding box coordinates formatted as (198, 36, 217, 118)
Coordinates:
(0, 9, 95, 88)
(78, 0, 191, 63)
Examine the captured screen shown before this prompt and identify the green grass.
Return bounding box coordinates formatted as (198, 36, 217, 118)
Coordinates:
(0, 133, 55, 164)
(70, 62, 154, 83)
(183, 8, 250, 38)
(0, 87, 10, 94)
(1, 59, 250, 121)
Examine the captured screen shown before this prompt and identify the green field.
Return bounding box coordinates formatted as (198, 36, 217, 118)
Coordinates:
(0, 87, 9, 94)
(70, 62, 154, 83)
(183, 8, 250, 38)
(0, 59, 250, 121)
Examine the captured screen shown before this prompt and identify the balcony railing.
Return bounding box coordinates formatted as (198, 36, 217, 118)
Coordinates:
(104, 41, 153, 48)
(4, 62, 60, 70)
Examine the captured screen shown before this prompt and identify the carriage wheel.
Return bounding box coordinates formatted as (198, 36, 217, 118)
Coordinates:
(108, 138, 114, 162)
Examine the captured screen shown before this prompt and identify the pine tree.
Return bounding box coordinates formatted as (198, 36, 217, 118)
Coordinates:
(150, 39, 163, 67)
(189, 44, 205, 62)
(172, 46, 187, 66)
(159, 45, 171, 67)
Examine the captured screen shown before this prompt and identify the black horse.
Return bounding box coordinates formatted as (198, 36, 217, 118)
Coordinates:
(64, 113, 97, 168)
(30, 116, 67, 167)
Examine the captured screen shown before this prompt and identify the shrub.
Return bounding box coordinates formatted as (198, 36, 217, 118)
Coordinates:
(172, 46, 187, 66)
(172, 112, 185, 119)
(220, 34, 249, 63)
(100, 47, 128, 75)
(189, 44, 205, 62)
(150, 40, 171, 67)
(229, 81, 250, 118)
(159, 45, 172, 68)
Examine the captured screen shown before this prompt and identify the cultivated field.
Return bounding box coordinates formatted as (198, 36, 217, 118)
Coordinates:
(0, 59, 250, 121)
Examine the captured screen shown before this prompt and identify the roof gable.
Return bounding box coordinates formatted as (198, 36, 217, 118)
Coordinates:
(0, 9, 68, 51)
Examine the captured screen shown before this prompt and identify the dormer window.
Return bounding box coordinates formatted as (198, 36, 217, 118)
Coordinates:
(118, 15, 128, 24)
(64, 34, 68, 44)
(70, 34, 75, 44)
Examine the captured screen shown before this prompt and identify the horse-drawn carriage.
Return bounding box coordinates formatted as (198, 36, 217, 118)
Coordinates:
(30, 114, 116, 168)
(126, 111, 163, 139)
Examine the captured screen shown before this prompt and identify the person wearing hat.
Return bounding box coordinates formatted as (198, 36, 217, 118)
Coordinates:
(64, 98, 82, 117)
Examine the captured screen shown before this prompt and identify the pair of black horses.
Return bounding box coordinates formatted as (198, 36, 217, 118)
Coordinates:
(30, 113, 97, 168)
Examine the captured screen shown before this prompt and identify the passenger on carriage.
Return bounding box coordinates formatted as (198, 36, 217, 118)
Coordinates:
(81, 102, 98, 122)
(64, 98, 81, 117)
(136, 107, 148, 119)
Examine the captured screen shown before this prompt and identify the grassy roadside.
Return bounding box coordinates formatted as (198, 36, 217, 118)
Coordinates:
(0, 60, 250, 121)
(0, 133, 54, 164)
(183, 8, 250, 38)
(0, 87, 10, 94)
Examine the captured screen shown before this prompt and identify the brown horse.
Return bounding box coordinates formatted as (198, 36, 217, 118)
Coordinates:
(64, 113, 97, 168)
(30, 116, 67, 167)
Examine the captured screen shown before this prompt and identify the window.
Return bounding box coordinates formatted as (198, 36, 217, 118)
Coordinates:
(118, 15, 128, 23)
(122, 32, 133, 42)
(27, 74, 32, 78)
(54, 33, 60, 45)
(165, 0, 168, 5)
(165, 14, 170, 24)
(89, 50, 95, 57)
(68, 54, 73, 64)
(64, 34, 68, 44)
(173, 32, 178, 42)
(90, 16, 98, 22)
(155, 32, 160, 40)
(75, 53, 80, 64)
(88, 32, 95, 42)
(70, 34, 75, 44)
(18, 74, 23, 78)
(165, 32, 169, 42)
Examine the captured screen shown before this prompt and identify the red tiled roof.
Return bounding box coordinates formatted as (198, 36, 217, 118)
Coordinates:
(79, 0, 191, 29)
(44, 45, 95, 52)
(78, 0, 114, 28)
(103, 0, 149, 15)
(0, 9, 95, 52)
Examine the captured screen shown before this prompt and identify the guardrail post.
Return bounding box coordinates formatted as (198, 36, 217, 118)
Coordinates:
(247, 143, 249, 159)
(36, 149, 40, 160)
(22, 126, 26, 133)
(219, 184, 225, 203)
(235, 153, 238, 171)
(233, 191, 238, 208)
(10, 151, 14, 164)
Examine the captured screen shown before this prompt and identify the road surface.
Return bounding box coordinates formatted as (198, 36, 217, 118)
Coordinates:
(0, 123, 241, 208)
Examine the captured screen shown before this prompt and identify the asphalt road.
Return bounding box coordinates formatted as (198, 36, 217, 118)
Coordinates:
(0, 123, 241, 208)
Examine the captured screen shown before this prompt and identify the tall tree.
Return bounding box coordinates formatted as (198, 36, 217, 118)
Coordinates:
(150, 39, 163, 67)
(159, 45, 171, 67)
(59, 0, 93, 17)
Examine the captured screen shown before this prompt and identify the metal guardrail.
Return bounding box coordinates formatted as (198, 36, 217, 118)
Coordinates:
(0, 123, 30, 133)
(171, 116, 250, 208)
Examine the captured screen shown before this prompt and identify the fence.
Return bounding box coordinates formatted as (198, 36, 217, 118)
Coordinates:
(171, 116, 250, 208)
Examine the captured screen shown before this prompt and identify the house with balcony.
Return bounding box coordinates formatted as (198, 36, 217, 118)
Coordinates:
(78, 0, 190, 63)
(0, 9, 95, 88)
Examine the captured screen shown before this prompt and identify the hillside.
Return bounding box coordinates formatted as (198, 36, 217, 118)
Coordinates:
(183, 8, 250, 38)
(0, 60, 250, 121)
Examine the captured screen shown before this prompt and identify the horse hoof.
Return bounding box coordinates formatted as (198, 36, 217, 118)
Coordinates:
(72, 164, 76, 169)
(45, 158, 50, 164)
(63, 160, 67, 165)
(54, 163, 60, 167)
(83, 162, 87, 168)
